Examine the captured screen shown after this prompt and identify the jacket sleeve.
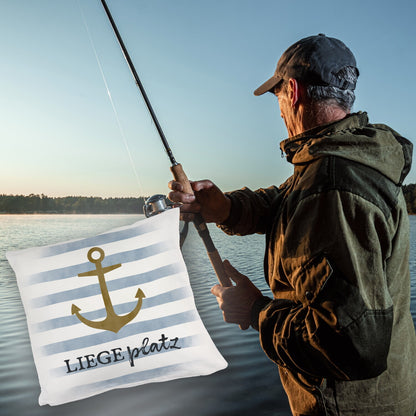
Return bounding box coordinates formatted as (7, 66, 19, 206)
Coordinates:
(255, 189, 395, 381)
(218, 185, 282, 236)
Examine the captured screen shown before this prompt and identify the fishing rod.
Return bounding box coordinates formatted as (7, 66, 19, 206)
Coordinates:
(100, 0, 231, 287)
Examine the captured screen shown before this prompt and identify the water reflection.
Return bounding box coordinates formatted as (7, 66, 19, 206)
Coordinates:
(1, 215, 415, 416)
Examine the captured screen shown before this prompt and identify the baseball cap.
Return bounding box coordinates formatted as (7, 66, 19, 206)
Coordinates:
(254, 34, 358, 96)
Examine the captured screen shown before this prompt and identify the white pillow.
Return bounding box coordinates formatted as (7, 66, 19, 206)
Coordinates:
(7, 208, 227, 406)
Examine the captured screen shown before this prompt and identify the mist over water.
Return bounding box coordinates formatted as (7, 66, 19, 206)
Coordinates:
(1, 215, 415, 416)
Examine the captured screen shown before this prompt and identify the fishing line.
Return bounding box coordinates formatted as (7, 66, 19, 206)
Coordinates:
(78, 1, 144, 196)
(98, 0, 231, 287)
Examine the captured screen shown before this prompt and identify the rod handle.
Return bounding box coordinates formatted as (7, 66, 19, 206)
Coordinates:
(170, 164, 193, 195)
(193, 215, 232, 287)
(171, 163, 232, 287)
(206, 249, 232, 287)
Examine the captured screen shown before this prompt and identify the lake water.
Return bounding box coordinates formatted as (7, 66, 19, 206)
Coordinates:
(1, 214, 415, 416)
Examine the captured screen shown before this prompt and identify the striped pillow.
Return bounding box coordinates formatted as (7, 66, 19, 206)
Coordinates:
(7, 208, 227, 406)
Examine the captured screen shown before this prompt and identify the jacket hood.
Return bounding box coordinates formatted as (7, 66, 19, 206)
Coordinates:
(280, 112, 413, 185)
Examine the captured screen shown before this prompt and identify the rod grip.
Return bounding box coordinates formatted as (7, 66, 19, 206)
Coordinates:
(193, 215, 232, 287)
(170, 164, 193, 195)
(172, 163, 231, 287)
(206, 249, 232, 287)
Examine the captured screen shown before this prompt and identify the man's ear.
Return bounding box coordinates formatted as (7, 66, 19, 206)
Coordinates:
(288, 78, 300, 108)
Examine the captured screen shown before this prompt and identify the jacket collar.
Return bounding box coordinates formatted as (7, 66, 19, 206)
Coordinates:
(280, 112, 369, 163)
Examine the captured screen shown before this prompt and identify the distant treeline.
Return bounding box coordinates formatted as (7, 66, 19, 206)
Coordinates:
(0, 194, 148, 214)
(2, 186, 416, 214)
(403, 184, 416, 215)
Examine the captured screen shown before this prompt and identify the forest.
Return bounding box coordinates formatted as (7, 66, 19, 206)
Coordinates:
(403, 184, 416, 214)
(0, 194, 148, 214)
(1, 185, 416, 214)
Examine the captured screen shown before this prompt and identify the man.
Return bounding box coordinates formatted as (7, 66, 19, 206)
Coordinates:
(168, 34, 416, 415)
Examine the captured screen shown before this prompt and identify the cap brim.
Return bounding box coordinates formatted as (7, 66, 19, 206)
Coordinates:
(253, 75, 282, 96)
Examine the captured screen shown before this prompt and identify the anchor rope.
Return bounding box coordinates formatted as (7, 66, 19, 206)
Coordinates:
(78, 1, 144, 196)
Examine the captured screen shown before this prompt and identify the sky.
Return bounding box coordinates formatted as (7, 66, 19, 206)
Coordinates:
(1, 0, 415, 198)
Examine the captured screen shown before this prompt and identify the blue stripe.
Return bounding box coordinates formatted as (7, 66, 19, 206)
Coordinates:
(31, 262, 184, 308)
(27, 240, 176, 285)
(52, 334, 199, 377)
(34, 286, 194, 332)
(38, 219, 154, 258)
(41, 309, 200, 356)
(69, 361, 206, 398)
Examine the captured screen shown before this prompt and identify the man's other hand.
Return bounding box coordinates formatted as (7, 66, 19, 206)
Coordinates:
(211, 260, 263, 330)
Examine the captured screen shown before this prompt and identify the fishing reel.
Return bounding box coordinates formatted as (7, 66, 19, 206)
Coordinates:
(143, 194, 173, 218)
(144, 194, 189, 248)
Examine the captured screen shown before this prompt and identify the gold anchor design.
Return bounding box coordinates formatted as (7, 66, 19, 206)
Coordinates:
(71, 247, 145, 333)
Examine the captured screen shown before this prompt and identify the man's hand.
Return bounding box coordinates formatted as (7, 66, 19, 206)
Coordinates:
(168, 179, 231, 224)
(211, 260, 263, 330)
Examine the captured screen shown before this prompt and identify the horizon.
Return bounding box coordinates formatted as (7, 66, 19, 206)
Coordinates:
(1, 0, 415, 197)
(0, 193, 150, 198)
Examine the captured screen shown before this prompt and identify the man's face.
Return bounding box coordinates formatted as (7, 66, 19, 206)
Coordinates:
(275, 84, 295, 137)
